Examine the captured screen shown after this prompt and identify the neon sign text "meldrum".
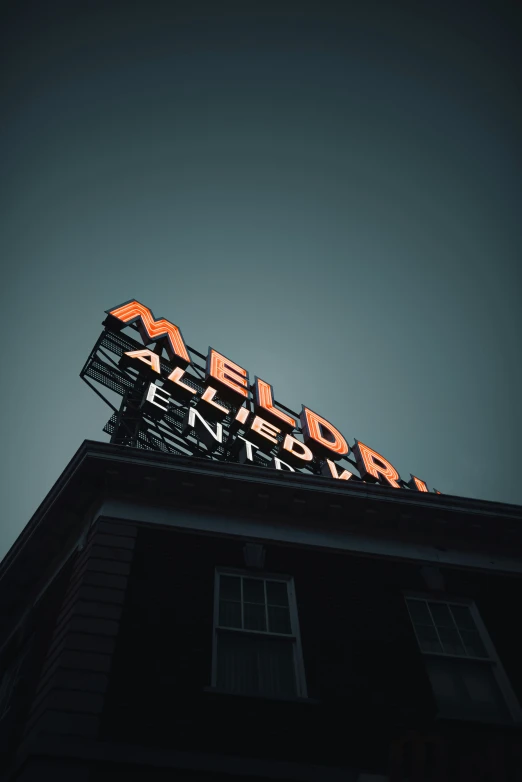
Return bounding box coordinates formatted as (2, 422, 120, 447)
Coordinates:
(106, 299, 440, 494)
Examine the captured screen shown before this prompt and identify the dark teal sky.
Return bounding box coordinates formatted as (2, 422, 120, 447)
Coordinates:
(1, 1, 521, 560)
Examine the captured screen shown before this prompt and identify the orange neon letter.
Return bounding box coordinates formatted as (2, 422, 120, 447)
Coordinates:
(254, 378, 296, 429)
(352, 440, 401, 488)
(108, 300, 190, 366)
(167, 366, 196, 395)
(206, 349, 249, 399)
(124, 349, 161, 373)
(235, 406, 250, 425)
(300, 407, 349, 459)
(408, 475, 428, 492)
(200, 386, 229, 415)
(251, 416, 280, 445)
(282, 434, 313, 462)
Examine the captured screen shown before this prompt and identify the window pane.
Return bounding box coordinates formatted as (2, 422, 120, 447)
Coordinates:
(243, 578, 265, 605)
(416, 624, 442, 653)
(450, 605, 475, 631)
(461, 661, 510, 720)
(438, 626, 465, 656)
(219, 600, 242, 629)
(407, 599, 432, 625)
(244, 602, 267, 631)
(268, 605, 292, 635)
(428, 602, 454, 627)
(460, 630, 488, 659)
(217, 632, 259, 694)
(426, 657, 461, 709)
(220, 575, 241, 601)
(217, 632, 297, 698)
(427, 657, 510, 721)
(266, 581, 289, 607)
(257, 636, 297, 697)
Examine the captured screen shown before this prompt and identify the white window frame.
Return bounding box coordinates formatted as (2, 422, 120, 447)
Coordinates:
(211, 567, 308, 699)
(404, 592, 522, 723)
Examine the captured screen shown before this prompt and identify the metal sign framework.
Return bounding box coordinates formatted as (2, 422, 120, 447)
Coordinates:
(80, 321, 360, 477)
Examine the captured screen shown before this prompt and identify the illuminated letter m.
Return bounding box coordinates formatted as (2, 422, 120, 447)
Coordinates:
(107, 299, 190, 366)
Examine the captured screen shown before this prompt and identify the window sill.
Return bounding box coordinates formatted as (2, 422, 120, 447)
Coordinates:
(203, 687, 320, 705)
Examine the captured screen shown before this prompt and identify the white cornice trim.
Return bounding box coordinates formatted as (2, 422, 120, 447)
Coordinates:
(97, 498, 522, 575)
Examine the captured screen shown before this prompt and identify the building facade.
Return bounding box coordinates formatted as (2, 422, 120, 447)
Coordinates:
(0, 441, 521, 781)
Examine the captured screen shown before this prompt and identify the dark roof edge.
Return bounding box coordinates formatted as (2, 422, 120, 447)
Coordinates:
(0, 441, 94, 581)
(1, 439, 521, 581)
(73, 440, 522, 516)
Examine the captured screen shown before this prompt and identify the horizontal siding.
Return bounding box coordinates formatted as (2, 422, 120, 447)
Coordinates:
(22, 519, 137, 749)
(63, 633, 117, 655)
(84, 558, 132, 576)
(81, 571, 128, 590)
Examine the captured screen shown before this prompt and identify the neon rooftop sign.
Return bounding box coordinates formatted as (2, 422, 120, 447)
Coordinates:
(81, 299, 441, 495)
